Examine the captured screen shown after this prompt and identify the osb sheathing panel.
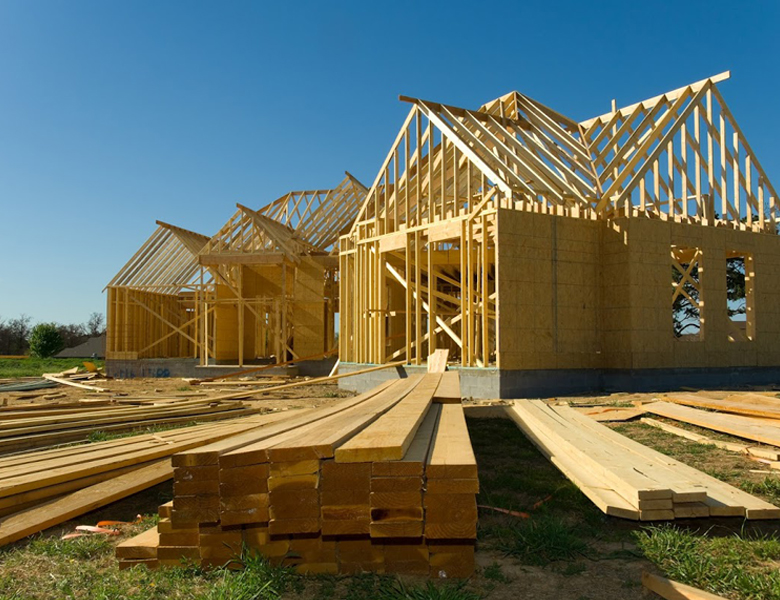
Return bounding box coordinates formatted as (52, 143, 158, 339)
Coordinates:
(496, 209, 601, 370)
(497, 210, 780, 372)
(214, 282, 239, 361)
(292, 259, 327, 357)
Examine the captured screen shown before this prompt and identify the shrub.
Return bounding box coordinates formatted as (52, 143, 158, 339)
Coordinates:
(28, 323, 64, 358)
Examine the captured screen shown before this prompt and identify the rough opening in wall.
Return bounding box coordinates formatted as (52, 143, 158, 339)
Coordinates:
(671, 246, 703, 341)
(727, 251, 754, 342)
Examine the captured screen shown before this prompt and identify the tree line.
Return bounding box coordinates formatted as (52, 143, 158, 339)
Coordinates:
(0, 313, 105, 356)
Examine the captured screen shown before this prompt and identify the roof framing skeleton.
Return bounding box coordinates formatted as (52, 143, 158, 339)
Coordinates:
(350, 71, 778, 237)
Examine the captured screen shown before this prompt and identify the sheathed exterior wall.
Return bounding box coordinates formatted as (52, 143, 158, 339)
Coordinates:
(496, 209, 780, 371)
(496, 210, 601, 370)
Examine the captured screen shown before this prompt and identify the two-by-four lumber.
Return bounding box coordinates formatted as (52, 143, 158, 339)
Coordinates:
(558, 403, 780, 517)
(427, 348, 449, 373)
(425, 403, 478, 540)
(0, 414, 277, 516)
(204, 361, 407, 402)
(369, 404, 440, 539)
(665, 393, 780, 420)
(433, 371, 461, 404)
(507, 401, 780, 520)
(646, 401, 780, 447)
(335, 373, 442, 462)
(41, 374, 109, 393)
(642, 572, 728, 600)
(510, 401, 683, 508)
(640, 417, 780, 461)
(266, 377, 425, 535)
(174, 381, 397, 468)
(506, 403, 641, 520)
(218, 377, 423, 531)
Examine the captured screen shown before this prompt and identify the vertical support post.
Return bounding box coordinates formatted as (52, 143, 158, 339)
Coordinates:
(414, 230, 422, 365)
(405, 233, 412, 364)
(428, 233, 436, 356)
(238, 266, 244, 367)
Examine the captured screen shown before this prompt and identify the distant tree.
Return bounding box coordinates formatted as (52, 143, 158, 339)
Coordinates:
(726, 257, 746, 318)
(57, 322, 87, 349)
(86, 312, 105, 337)
(29, 323, 64, 358)
(3, 315, 32, 355)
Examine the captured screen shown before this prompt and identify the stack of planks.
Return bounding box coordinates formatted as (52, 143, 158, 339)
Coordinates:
(0, 398, 261, 454)
(0, 411, 297, 547)
(117, 371, 477, 577)
(506, 400, 780, 521)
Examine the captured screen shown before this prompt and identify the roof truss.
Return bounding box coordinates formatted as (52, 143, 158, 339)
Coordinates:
(106, 222, 211, 293)
(350, 72, 778, 237)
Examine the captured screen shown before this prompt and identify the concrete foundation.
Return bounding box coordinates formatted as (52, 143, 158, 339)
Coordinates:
(337, 362, 780, 399)
(106, 357, 337, 379)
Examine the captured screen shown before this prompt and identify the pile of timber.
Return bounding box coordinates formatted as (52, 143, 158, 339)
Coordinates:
(117, 372, 477, 578)
(506, 400, 780, 521)
(640, 393, 780, 468)
(0, 398, 262, 454)
(0, 411, 298, 547)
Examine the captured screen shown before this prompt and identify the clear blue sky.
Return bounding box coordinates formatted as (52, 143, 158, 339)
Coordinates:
(0, 0, 778, 325)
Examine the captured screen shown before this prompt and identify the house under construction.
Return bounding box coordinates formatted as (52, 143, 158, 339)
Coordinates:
(105, 72, 780, 396)
(105, 174, 366, 377)
(338, 72, 780, 397)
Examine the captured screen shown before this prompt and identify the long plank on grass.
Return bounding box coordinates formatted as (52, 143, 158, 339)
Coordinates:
(646, 401, 780, 447)
(0, 460, 172, 547)
(335, 373, 441, 463)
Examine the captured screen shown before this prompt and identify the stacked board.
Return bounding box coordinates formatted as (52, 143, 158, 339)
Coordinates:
(0, 411, 294, 547)
(117, 372, 478, 577)
(506, 400, 780, 520)
(0, 398, 261, 454)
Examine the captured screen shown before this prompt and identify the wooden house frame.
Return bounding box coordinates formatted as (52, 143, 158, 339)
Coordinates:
(106, 174, 367, 367)
(198, 174, 367, 366)
(106, 221, 213, 360)
(339, 72, 780, 378)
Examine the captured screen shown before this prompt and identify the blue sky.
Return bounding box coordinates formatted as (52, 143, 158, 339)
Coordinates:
(0, 0, 778, 325)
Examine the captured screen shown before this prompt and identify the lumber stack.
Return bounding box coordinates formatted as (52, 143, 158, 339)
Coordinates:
(0, 398, 262, 454)
(0, 411, 297, 547)
(118, 372, 478, 578)
(506, 400, 780, 521)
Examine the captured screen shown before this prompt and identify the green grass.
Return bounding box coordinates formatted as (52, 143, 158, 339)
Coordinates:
(378, 580, 480, 600)
(0, 357, 105, 379)
(635, 524, 780, 600)
(86, 422, 200, 443)
(467, 416, 628, 567)
(741, 477, 780, 506)
(487, 514, 592, 565)
(0, 520, 485, 600)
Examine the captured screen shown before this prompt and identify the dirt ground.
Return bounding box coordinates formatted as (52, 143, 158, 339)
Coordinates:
(0, 375, 357, 413)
